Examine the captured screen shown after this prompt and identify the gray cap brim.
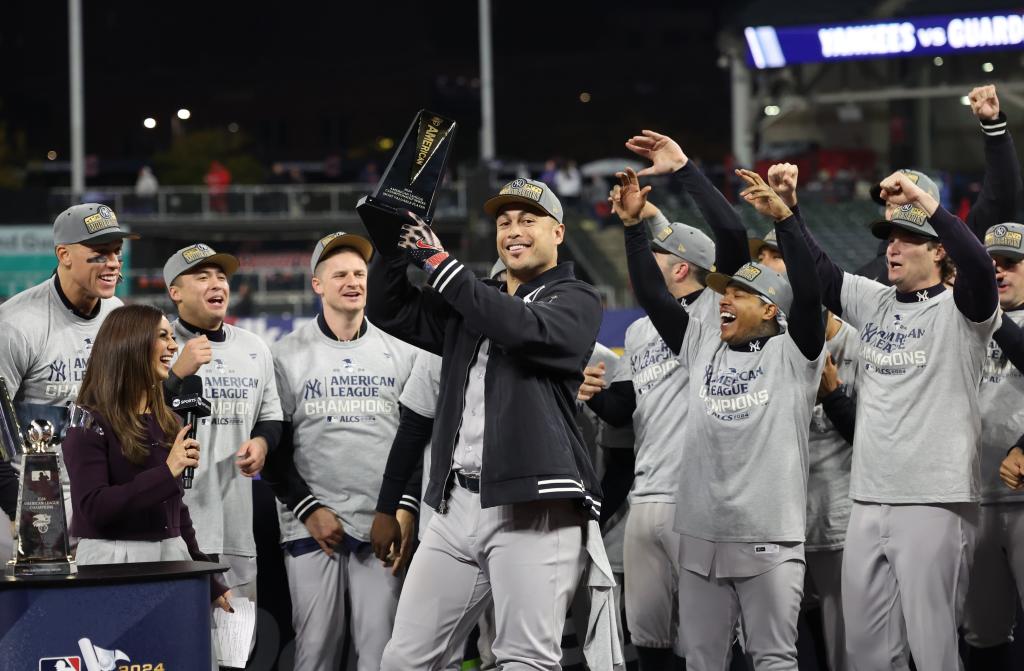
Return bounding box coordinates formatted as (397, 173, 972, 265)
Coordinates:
(311, 233, 374, 275)
(989, 246, 1024, 261)
(706, 264, 793, 316)
(868, 217, 938, 240)
(748, 237, 779, 260)
(707, 272, 761, 301)
(164, 252, 240, 288)
(483, 194, 561, 222)
(76, 230, 141, 245)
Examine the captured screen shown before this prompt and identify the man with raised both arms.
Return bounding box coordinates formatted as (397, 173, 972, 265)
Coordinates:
(615, 166, 825, 670)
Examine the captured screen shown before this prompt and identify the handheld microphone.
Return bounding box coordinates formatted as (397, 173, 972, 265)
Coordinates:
(170, 375, 211, 489)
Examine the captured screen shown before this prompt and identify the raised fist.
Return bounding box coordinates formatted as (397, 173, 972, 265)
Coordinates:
(767, 163, 799, 208)
(877, 171, 938, 215)
(968, 85, 1000, 122)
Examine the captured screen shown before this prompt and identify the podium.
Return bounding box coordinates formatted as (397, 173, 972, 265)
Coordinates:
(0, 560, 226, 669)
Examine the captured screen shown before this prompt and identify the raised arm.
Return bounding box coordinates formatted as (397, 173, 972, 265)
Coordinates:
(965, 86, 1022, 239)
(616, 168, 690, 354)
(879, 171, 998, 322)
(738, 168, 824, 359)
(765, 162, 847, 315)
(365, 248, 452, 356)
(625, 130, 747, 274)
(396, 215, 602, 376)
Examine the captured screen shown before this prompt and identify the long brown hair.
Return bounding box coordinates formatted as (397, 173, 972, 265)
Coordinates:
(77, 304, 180, 464)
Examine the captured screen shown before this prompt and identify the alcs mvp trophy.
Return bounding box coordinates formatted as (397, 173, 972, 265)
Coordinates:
(356, 109, 457, 253)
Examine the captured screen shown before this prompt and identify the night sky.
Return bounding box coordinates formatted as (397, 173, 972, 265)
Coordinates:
(1, 1, 738, 177)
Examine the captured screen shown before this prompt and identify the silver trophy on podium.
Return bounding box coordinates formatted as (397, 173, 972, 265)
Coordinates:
(0, 376, 76, 576)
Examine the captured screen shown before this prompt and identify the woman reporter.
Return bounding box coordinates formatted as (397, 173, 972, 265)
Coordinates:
(63, 304, 229, 612)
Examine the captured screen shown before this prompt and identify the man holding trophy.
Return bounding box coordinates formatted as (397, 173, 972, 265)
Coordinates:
(368, 164, 617, 671)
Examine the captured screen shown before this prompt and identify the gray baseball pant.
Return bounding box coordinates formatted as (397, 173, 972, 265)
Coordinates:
(805, 549, 847, 671)
(284, 544, 401, 671)
(623, 502, 680, 651)
(841, 502, 977, 671)
(676, 559, 804, 670)
(963, 502, 1024, 648)
(380, 483, 586, 671)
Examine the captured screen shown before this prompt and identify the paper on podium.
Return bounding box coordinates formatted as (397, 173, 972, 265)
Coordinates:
(213, 597, 256, 668)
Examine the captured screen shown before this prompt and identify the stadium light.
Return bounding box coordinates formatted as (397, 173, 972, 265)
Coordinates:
(764, 105, 781, 116)
(143, 117, 157, 129)
(177, 108, 191, 120)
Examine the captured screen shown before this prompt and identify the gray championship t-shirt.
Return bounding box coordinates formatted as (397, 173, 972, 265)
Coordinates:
(806, 318, 857, 551)
(979, 309, 1024, 504)
(174, 321, 283, 556)
(0, 277, 122, 426)
(840, 273, 998, 503)
(614, 290, 719, 503)
(676, 316, 825, 543)
(273, 319, 420, 543)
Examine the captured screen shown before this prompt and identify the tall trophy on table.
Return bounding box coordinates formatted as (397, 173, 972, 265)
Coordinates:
(1, 377, 76, 576)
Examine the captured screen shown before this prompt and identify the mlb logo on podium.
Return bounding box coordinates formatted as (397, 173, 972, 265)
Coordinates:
(38, 657, 82, 671)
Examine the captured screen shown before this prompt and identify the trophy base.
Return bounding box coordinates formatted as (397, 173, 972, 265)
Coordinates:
(356, 196, 412, 258)
(7, 558, 77, 577)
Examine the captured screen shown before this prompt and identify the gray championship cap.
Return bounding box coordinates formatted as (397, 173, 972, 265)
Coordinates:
(869, 169, 941, 240)
(163, 243, 240, 288)
(310, 232, 374, 275)
(985, 223, 1024, 260)
(748, 228, 779, 261)
(483, 178, 564, 224)
(648, 220, 716, 271)
(706, 261, 793, 316)
(869, 203, 938, 240)
(53, 203, 140, 246)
